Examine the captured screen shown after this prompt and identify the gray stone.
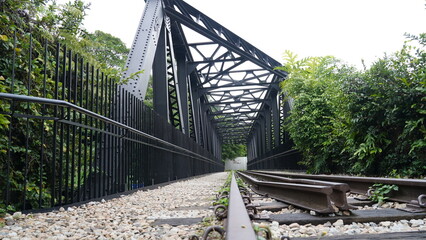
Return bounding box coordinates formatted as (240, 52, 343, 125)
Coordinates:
(289, 223, 300, 229)
(12, 212, 22, 220)
(333, 219, 344, 227)
(409, 219, 424, 227)
(328, 227, 340, 235)
(381, 203, 390, 208)
(380, 221, 392, 227)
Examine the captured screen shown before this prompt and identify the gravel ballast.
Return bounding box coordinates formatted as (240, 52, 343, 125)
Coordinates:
(0, 172, 228, 240)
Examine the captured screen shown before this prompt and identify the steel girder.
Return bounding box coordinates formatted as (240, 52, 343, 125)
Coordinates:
(124, 0, 290, 150)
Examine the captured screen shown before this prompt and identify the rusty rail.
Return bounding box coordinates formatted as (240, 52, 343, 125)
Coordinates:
(255, 170, 426, 204)
(237, 171, 337, 213)
(244, 171, 355, 211)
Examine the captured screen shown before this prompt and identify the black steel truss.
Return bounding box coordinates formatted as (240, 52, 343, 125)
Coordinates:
(124, 0, 290, 150)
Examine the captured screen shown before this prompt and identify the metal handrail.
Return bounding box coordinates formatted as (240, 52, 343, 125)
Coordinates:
(0, 92, 221, 166)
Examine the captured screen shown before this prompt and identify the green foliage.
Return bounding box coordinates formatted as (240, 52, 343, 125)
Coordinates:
(221, 144, 247, 161)
(368, 183, 399, 204)
(277, 33, 426, 177)
(213, 196, 229, 207)
(275, 52, 354, 173)
(0, 0, 131, 211)
(143, 76, 154, 107)
(343, 33, 426, 176)
(0, 204, 15, 217)
(81, 30, 129, 79)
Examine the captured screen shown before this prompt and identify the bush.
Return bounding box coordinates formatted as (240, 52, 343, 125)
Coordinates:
(276, 34, 426, 177)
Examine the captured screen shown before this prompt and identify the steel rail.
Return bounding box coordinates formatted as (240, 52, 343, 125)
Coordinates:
(237, 171, 337, 214)
(226, 172, 257, 240)
(255, 171, 426, 204)
(244, 171, 355, 211)
(0, 93, 221, 166)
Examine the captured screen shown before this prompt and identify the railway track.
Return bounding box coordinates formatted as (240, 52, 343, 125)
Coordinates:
(254, 170, 426, 207)
(203, 171, 426, 239)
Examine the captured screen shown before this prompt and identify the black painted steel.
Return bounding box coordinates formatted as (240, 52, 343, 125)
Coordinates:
(0, 34, 222, 211)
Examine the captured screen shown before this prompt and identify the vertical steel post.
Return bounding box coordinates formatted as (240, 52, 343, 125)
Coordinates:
(153, 25, 169, 120)
(264, 106, 272, 152)
(122, 0, 164, 100)
(176, 52, 189, 135)
(189, 76, 201, 143)
(271, 90, 280, 148)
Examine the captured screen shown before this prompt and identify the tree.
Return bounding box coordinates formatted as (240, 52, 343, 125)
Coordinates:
(81, 30, 129, 78)
(221, 144, 247, 161)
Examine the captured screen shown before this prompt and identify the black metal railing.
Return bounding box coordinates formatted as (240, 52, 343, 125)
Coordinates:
(0, 32, 223, 211)
(247, 143, 302, 170)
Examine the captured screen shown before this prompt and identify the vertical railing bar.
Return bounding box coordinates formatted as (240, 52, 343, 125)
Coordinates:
(106, 76, 112, 193)
(11, 30, 16, 92)
(114, 86, 119, 191)
(140, 96, 144, 187)
(100, 72, 107, 196)
(134, 95, 138, 189)
(58, 45, 67, 206)
(38, 38, 48, 208)
(131, 94, 135, 189)
(116, 87, 121, 194)
(119, 89, 125, 193)
(88, 65, 95, 200)
(112, 87, 119, 193)
(106, 77, 111, 194)
(113, 79, 118, 192)
(83, 61, 89, 201)
(77, 57, 84, 202)
(64, 48, 72, 204)
(51, 41, 60, 207)
(110, 78, 114, 192)
(6, 30, 18, 206)
(69, 53, 78, 203)
(123, 90, 130, 192)
(135, 94, 139, 188)
(128, 94, 132, 190)
(95, 68, 100, 198)
(115, 86, 120, 191)
(23, 33, 33, 210)
(112, 79, 116, 191)
(119, 87, 125, 193)
(110, 83, 115, 192)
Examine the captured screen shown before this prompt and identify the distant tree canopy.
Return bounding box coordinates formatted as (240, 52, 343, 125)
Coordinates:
(277, 33, 426, 177)
(0, 0, 129, 78)
(222, 144, 247, 161)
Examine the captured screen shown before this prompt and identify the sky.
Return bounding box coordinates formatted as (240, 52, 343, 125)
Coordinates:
(60, 0, 426, 69)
